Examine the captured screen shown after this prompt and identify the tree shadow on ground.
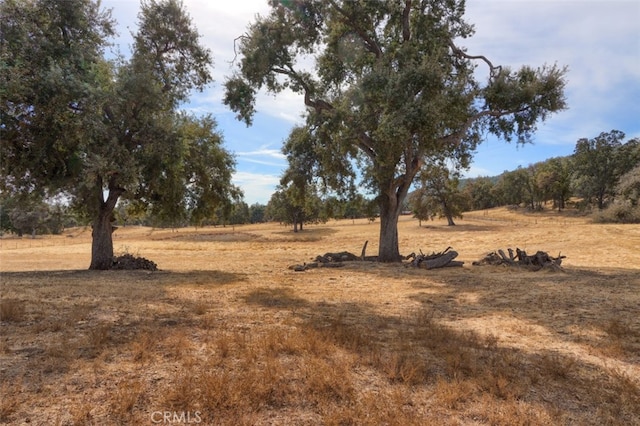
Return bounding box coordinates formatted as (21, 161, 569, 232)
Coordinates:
(333, 263, 640, 365)
(244, 282, 640, 424)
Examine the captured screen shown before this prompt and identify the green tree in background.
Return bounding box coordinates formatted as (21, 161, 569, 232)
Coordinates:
(535, 157, 572, 211)
(573, 131, 639, 209)
(413, 163, 466, 226)
(265, 184, 323, 232)
(462, 176, 498, 211)
(224, 0, 567, 261)
(617, 164, 640, 207)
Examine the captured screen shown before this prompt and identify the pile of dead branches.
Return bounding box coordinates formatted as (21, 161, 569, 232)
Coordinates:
(111, 253, 158, 271)
(289, 241, 375, 271)
(405, 247, 464, 269)
(289, 243, 465, 272)
(472, 248, 565, 271)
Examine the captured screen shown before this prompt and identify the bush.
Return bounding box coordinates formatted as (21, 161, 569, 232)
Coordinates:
(592, 203, 640, 224)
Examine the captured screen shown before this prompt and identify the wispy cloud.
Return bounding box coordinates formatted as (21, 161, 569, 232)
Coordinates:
(236, 148, 285, 160)
(235, 148, 287, 168)
(232, 171, 280, 204)
(463, 165, 494, 178)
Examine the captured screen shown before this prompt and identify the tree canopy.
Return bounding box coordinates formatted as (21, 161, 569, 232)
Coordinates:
(1, 0, 239, 269)
(224, 0, 567, 261)
(412, 162, 466, 226)
(573, 130, 640, 210)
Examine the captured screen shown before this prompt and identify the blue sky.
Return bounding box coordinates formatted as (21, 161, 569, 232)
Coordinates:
(103, 0, 640, 204)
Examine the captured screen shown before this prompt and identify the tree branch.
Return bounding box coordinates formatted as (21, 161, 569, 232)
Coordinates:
(272, 64, 334, 113)
(230, 34, 249, 65)
(439, 106, 529, 146)
(449, 40, 502, 78)
(105, 172, 126, 212)
(402, 0, 412, 42)
(357, 133, 377, 161)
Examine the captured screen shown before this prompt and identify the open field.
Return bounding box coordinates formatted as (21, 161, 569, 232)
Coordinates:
(1, 207, 639, 425)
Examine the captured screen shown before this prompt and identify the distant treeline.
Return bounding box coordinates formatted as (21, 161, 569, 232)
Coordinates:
(407, 130, 640, 225)
(2, 131, 638, 236)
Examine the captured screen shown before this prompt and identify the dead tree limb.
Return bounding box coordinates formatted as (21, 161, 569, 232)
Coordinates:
(360, 240, 368, 260)
(473, 248, 566, 271)
(407, 247, 463, 269)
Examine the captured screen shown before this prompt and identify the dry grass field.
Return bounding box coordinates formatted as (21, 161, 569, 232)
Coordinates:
(1, 207, 639, 425)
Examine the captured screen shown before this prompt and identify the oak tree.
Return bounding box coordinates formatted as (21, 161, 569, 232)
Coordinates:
(1, 0, 239, 269)
(573, 131, 639, 209)
(413, 162, 466, 226)
(224, 0, 567, 260)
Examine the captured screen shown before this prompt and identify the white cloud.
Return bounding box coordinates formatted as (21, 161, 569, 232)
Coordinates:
(236, 148, 287, 168)
(236, 148, 285, 159)
(463, 165, 494, 178)
(232, 171, 280, 204)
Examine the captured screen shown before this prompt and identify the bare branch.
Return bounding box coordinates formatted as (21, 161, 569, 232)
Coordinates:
(449, 40, 502, 78)
(272, 64, 335, 113)
(230, 34, 249, 65)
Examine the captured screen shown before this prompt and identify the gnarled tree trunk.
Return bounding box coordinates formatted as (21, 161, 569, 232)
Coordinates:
(377, 157, 421, 262)
(377, 184, 411, 262)
(89, 175, 125, 270)
(90, 207, 116, 270)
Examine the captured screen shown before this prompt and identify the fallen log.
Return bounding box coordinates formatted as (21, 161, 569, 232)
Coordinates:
(292, 244, 464, 272)
(406, 247, 464, 270)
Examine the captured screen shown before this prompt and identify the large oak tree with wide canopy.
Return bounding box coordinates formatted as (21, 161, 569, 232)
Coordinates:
(1, 0, 239, 269)
(224, 0, 567, 261)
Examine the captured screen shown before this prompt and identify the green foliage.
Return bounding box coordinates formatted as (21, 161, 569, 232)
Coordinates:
(430, 132, 637, 215)
(266, 184, 325, 232)
(1, 0, 115, 194)
(249, 203, 267, 224)
(572, 131, 639, 210)
(1, 0, 238, 268)
(616, 164, 640, 207)
(493, 167, 535, 208)
(227, 201, 250, 225)
(461, 177, 499, 211)
(224, 0, 567, 260)
(0, 193, 74, 236)
(535, 157, 572, 211)
(412, 163, 466, 226)
(592, 203, 640, 224)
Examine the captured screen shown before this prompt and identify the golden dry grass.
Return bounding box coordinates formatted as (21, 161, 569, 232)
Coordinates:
(0, 207, 639, 425)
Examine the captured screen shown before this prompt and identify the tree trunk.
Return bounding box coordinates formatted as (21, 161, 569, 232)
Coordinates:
(597, 190, 605, 210)
(378, 189, 406, 262)
(443, 201, 456, 226)
(90, 207, 116, 270)
(89, 175, 125, 270)
(378, 209, 401, 261)
(446, 213, 456, 226)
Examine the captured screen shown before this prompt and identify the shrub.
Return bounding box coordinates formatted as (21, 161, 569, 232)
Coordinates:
(592, 203, 640, 224)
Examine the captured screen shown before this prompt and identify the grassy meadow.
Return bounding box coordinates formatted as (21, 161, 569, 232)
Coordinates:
(0, 207, 639, 425)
